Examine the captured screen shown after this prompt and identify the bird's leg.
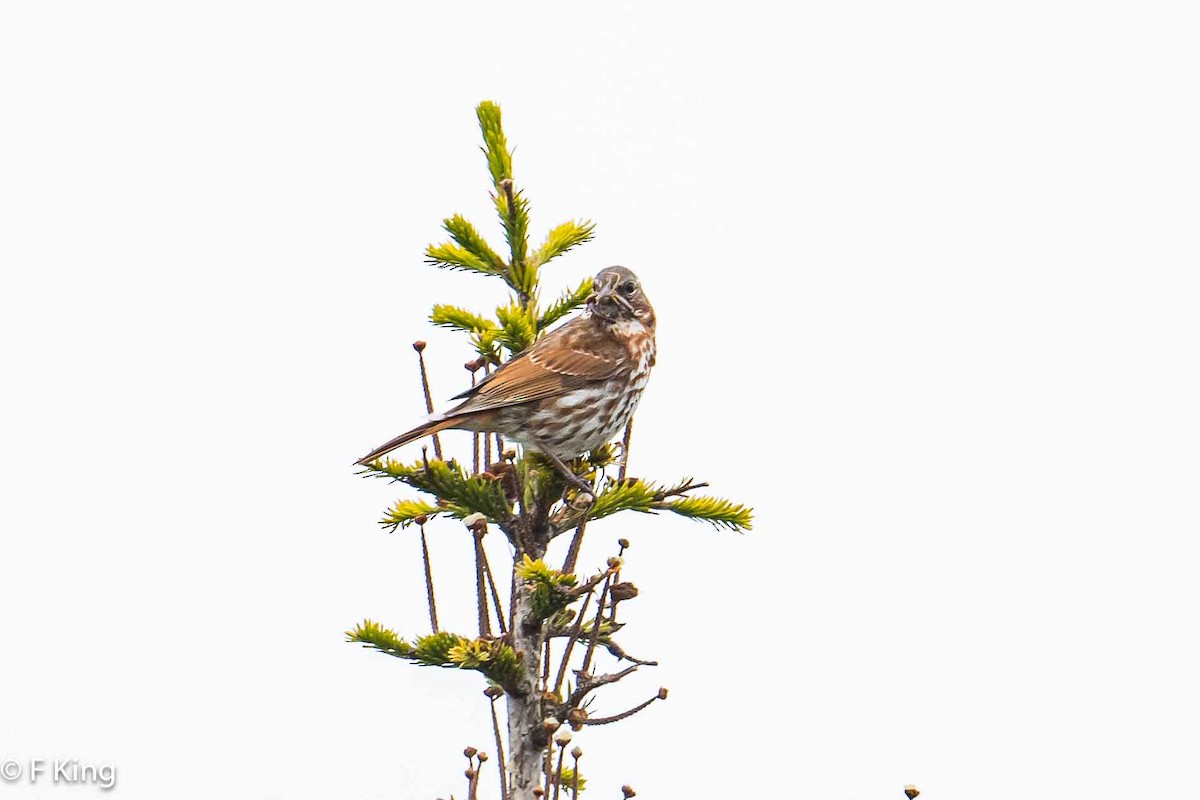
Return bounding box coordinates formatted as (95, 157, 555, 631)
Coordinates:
(534, 446, 596, 504)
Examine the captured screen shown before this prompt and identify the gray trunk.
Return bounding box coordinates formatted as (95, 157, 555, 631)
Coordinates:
(505, 576, 547, 799)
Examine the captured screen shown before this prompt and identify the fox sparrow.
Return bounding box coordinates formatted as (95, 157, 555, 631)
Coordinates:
(356, 266, 656, 491)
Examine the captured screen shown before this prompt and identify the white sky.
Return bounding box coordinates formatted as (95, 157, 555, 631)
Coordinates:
(2, 2, 1198, 799)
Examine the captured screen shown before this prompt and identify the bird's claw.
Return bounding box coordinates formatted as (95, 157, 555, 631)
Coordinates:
(569, 490, 595, 511)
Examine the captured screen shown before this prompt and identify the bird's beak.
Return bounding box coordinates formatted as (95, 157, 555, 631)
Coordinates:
(587, 278, 633, 315)
(587, 276, 611, 304)
(587, 286, 609, 305)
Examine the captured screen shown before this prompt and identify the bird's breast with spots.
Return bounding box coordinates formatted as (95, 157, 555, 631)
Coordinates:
(517, 335, 655, 459)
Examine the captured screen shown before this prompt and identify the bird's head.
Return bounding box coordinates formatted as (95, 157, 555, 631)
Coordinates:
(587, 266, 655, 330)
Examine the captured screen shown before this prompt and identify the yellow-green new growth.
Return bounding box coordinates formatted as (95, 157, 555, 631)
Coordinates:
(381, 498, 441, 530)
(347, 622, 523, 693)
(495, 302, 539, 354)
(663, 495, 754, 531)
(553, 478, 753, 532)
(531, 220, 596, 268)
(362, 457, 512, 524)
(424, 101, 597, 316)
(538, 277, 594, 331)
(476, 100, 512, 188)
(551, 766, 586, 792)
(429, 304, 498, 336)
(516, 555, 580, 621)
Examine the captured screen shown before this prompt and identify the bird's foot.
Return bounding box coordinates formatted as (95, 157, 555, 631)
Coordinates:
(553, 464, 595, 509)
(566, 489, 595, 513)
(559, 462, 596, 508)
(534, 446, 597, 506)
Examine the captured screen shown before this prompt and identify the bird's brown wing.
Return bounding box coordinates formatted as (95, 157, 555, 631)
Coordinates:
(447, 322, 625, 415)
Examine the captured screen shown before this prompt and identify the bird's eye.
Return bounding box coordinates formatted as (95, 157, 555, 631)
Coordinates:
(619, 280, 638, 295)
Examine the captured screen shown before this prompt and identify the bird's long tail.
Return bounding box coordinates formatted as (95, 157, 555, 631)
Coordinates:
(354, 417, 458, 466)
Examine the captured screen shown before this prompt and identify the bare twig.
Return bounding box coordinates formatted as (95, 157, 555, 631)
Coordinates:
(470, 520, 492, 637)
(466, 361, 480, 474)
(480, 544, 507, 635)
(579, 559, 619, 676)
(579, 688, 666, 726)
(483, 363, 493, 468)
(485, 688, 508, 800)
(617, 418, 634, 482)
(462, 748, 477, 800)
(602, 639, 658, 666)
(565, 568, 610, 599)
(568, 665, 639, 709)
(655, 480, 709, 499)
(610, 538, 628, 625)
(418, 521, 439, 632)
(551, 592, 593, 697)
(561, 516, 588, 575)
(551, 742, 567, 800)
(413, 341, 442, 460)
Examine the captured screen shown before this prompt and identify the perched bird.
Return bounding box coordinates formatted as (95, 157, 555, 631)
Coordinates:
(355, 266, 656, 491)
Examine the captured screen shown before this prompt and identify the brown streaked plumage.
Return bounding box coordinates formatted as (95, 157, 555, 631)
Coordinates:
(355, 266, 657, 475)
